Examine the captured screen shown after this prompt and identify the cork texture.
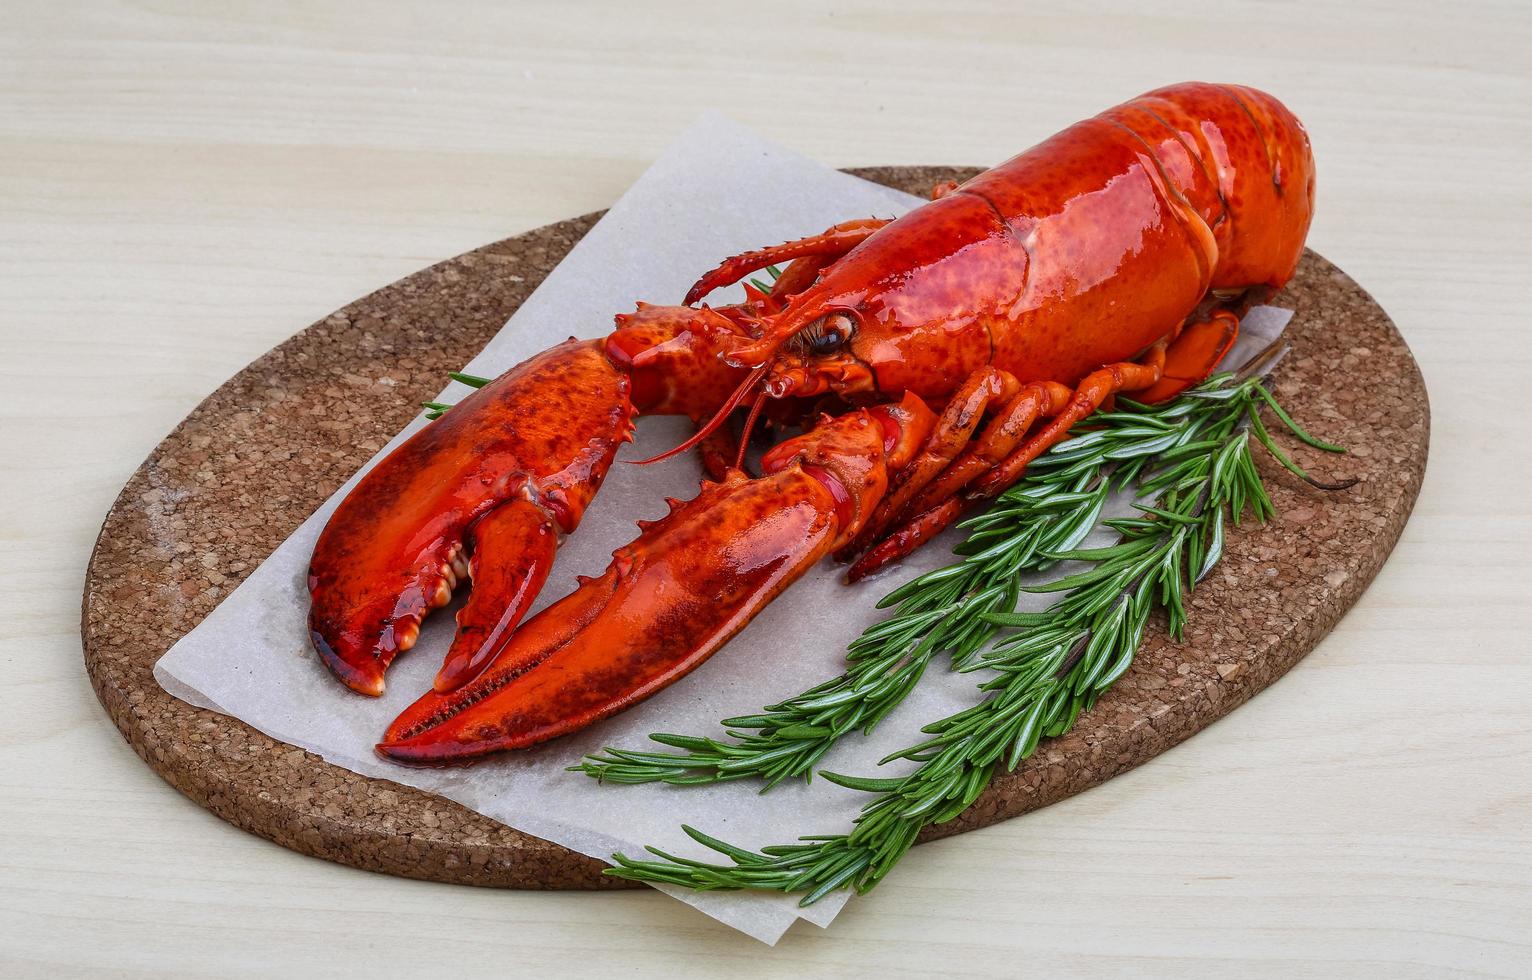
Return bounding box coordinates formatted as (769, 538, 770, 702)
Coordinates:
(81, 167, 1429, 891)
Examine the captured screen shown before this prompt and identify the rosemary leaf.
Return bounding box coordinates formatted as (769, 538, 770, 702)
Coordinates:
(574, 370, 1348, 904)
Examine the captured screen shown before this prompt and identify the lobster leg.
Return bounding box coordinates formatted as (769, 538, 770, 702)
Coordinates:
(972, 342, 1173, 494)
(903, 383, 1075, 519)
(695, 422, 742, 482)
(848, 340, 1176, 581)
(840, 367, 1022, 558)
(376, 394, 937, 763)
(684, 218, 890, 306)
(848, 302, 1248, 580)
(846, 377, 1075, 561)
(1134, 310, 1240, 404)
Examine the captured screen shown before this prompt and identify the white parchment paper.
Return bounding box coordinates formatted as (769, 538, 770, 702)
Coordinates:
(156, 113, 1291, 943)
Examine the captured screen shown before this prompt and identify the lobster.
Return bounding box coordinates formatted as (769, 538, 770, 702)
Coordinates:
(305, 82, 1315, 762)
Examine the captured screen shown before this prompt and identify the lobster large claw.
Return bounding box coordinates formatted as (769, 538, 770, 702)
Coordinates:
(308, 304, 760, 697)
(375, 393, 936, 763)
(307, 338, 633, 697)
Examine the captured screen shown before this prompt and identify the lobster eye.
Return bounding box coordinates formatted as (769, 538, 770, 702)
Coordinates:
(809, 312, 857, 353)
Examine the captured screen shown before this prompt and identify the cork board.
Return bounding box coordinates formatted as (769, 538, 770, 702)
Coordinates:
(81, 167, 1429, 891)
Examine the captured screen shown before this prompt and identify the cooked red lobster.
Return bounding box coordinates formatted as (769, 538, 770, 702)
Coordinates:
(305, 82, 1315, 762)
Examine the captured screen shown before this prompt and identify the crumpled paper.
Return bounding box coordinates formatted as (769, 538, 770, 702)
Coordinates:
(155, 112, 1291, 943)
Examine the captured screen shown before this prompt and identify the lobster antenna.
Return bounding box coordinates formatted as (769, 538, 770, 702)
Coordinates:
(733, 388, 770, 472)
(632, 362, 770, 466)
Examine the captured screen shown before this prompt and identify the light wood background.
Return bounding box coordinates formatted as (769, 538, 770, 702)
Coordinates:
(3, 1, 1528, 976)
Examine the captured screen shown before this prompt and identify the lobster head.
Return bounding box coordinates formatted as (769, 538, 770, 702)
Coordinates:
(714, 186, 1026, 410)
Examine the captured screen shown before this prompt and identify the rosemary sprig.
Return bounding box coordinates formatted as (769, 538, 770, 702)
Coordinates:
(575, 369, 1335, 789)
(422, 372, 491, 420)
(588, 371, 1347, 904)
(572, 452, 1113, 788)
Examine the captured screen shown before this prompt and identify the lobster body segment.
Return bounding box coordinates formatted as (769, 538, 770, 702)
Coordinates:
(306, 82, 1319, 760)
(729, 83, 1313, 404)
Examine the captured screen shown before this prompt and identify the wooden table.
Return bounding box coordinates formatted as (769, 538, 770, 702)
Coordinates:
(3, 2, 1527, 975)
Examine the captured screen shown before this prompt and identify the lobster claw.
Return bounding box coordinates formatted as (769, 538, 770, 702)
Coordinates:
(431, 498, 558, 692)
(376, 393, 936, 763)
(307, 338, 633, 696)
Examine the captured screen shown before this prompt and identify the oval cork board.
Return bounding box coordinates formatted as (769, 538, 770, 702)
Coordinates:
(82, 167, 1428, 891)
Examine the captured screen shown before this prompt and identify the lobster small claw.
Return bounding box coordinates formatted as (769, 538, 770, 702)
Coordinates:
(375, 394, 935, 763)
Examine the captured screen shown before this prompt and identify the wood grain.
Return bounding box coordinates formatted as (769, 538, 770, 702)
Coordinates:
(3, 1, 1529, 976)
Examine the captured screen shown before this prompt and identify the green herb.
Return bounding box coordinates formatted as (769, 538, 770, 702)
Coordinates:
(422, 372, 491, 420)
(581, 359, 1349, 904)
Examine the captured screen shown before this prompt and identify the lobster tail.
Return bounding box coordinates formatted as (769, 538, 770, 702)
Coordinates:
(1122, 82, 1316, 290)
